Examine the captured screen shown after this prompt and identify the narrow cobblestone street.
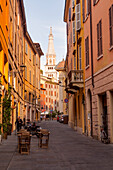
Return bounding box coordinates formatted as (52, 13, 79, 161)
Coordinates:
(0, 121, 113, 170)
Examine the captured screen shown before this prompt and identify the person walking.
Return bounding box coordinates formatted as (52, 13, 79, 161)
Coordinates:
(15, 117, 20, 132)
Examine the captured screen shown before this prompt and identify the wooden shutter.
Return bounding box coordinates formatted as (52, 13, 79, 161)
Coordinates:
(82, 0, 85, 22)
(93, 0, 96, 6)
(87, 37, 89, 65)
(97, 23, 100, 56)
(109, 5, 113, 47)
(76, 3, 81, 31)
(79, 46, 82, 70)
(72, 0, 75, 8)
(25, 66, 27, 80)
(73, 21, 75, 43)
(85, 38, 87, 66)
(100, 20, 102, 55)
(69, 8, 71, 21)
(87, 0, 90, 15)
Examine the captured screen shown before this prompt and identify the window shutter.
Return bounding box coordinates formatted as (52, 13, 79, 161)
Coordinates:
(109, 5, 113, 47)
(97, 23, 100, 56)
(29, 49, 31, 60)
(25, 67, 27, 80)
(82, 0, 85, 22)
(79, 46, 82, 70)
(87, 37, 89, 66)
(87, 0, 90, 15)
(67, 23, 68, 35)
(29, 71, 31, 83)
(73, 21, 75, 43)
(100, 20, 102, 55)
(76, 3, 81, 31)
(69, 8, 71, 22)
(93, 0, 96, 6)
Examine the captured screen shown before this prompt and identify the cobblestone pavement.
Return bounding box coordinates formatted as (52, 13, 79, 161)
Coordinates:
(0, 120, 113, 170)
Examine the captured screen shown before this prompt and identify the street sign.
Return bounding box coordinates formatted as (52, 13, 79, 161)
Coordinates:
(64, 98, 68, 103)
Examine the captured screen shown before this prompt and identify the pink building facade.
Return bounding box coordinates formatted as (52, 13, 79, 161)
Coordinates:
(84, 0, 113, 142)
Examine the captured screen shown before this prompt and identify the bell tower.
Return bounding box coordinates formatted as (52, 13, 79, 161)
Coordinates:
(45, 27, 57, 81)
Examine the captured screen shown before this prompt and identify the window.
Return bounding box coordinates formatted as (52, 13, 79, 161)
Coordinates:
(45, 84, 47, 88)
(73, 21, 75, 44)
(69, 8, 71, 22)
(72, 0, 75, 8)
(97, 20, 103, 57)
(85, 36, 89, 67)
(25, 66, 27, 80)
(93, 0, 99, 6)
(76, 3, 81, 31)
(51, 91, 53, 96)
(54, 91, 56, 96)
(29, 70, 31, 83)
(29, 49, 31, 60)
(67, 23, 68, 36)
(87, 0, 90, 15)
(29, 93, 31, 102)
(25, 41, 28, 54)
(82, 0, 85, 22)
(33, 55, 35, 65)
(79, 46, 82, 70)
(46, 98, 47, 102)
(109, 5, 113, 47)
(74, 53, 76, 70)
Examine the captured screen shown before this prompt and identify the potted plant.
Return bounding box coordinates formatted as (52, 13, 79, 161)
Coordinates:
(2, 86, 12, 139)
(7, 123, 12, 135)
(0, 125, 2, 144)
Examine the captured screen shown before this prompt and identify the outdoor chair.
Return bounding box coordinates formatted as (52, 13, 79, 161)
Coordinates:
(38, 129, 50, 148)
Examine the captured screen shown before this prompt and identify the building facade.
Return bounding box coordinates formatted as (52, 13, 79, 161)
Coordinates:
(55, 59, 67, 114)
(0, 0, 9, 127)
(40, 75, 59, 113)
(84, 0, 113, 142)
(0, 0, 43, 134)
(64, 0, 86, 133)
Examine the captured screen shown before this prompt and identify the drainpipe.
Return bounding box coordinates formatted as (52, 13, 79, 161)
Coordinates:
(90, 0, 94, 87)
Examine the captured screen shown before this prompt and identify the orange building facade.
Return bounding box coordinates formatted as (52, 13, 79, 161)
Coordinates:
(84, 0, 113, 142)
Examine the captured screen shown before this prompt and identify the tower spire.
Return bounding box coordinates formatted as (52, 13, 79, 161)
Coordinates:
(47, 27, 56, 55)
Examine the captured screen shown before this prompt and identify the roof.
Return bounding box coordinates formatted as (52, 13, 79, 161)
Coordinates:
(34, 43, 44, 56)
(55, 59, 65, 71)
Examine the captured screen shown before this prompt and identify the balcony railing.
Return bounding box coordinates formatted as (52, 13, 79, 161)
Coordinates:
(68, 70, 84, 89)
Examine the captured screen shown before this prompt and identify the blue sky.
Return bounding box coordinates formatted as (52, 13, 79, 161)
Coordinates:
(23, 0, 67, 73)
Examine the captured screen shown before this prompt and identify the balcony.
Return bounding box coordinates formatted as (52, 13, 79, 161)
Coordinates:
(65, 77, 77, 94)
(68, 70, 84, 89)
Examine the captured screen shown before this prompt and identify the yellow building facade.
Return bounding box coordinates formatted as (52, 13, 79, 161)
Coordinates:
(24, 32, 43, 122)
(64, 0, 86, 133)
(0, 0, 43, 134)
(0, 0, 9, 126)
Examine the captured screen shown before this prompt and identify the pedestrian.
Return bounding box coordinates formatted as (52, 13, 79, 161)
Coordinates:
(40, 115, 42, 121)
(15, 117, 20, 132)
(19, 117, 23, 130)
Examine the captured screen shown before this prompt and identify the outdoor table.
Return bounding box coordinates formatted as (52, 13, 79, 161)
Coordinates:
(17, 131, 31, 154)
